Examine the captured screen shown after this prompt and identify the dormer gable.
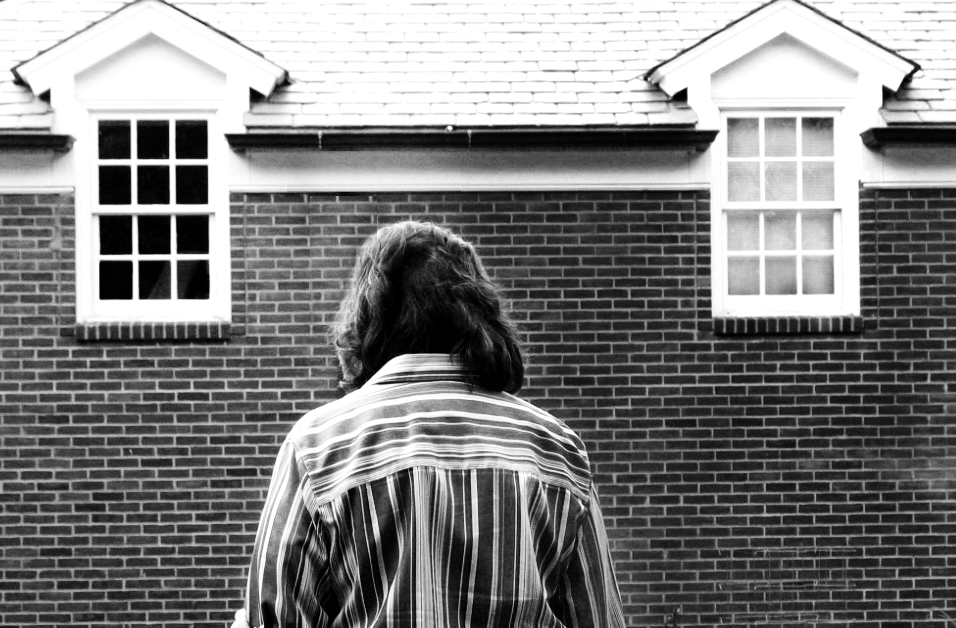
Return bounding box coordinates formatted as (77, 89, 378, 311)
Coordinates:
(645, 0, 918, 128)
(647, 0, 917, 97)
(13, 0, 286, 132)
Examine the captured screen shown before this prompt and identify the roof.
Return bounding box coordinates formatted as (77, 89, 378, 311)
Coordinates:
(0, 0, 952, 131)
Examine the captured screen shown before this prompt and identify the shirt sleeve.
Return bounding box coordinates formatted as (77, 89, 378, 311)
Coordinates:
(555, 482, 626, 628)
(245, 440, 330, 628)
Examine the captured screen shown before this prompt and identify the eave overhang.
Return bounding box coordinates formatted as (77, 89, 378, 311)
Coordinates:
(645, 0, 919, 97)
(226, 127, 719, 153)
(0, 133, 74, 152)
(861, 125, 956, 149)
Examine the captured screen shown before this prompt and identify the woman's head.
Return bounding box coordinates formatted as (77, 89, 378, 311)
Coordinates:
(332, 221, 524, 393)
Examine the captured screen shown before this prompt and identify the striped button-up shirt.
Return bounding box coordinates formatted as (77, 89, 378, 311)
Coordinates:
(245, 354, 625, 628)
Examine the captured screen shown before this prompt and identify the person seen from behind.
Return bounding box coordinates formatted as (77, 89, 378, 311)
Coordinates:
(233, 220, 625, 628)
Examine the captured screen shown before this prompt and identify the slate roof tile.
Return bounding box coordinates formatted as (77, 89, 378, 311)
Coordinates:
(0, 0, 953, 129)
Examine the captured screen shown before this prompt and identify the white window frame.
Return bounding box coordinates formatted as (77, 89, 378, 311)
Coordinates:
(76, 107, 231, 324)
(713, 108, 859, 318)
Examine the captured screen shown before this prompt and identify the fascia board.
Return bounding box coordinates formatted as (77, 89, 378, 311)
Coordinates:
(15, 0, 285, 98)
(650, 0, 917, 96)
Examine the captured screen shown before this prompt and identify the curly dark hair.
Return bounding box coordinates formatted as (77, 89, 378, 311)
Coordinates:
(332, 221, 525, 393)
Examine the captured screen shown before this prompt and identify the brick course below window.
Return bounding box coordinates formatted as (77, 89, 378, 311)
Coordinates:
(1, 189, 954, 628)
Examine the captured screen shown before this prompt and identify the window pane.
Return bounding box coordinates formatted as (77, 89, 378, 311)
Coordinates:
(138, 215, 171, 255)
(803, 256, 835, 295)
(766, 257, 797, 295)
(728, 257, 759, 295)
(803, 161, 835, 202)
(727, 118, 759, 158)
(139, 261, 171, 299)
(802, 212, 834, 250)
(99, 261, 133, 300)
(99, 166, 131, 205)
(176, 120, 208, 159)
(765, 212, 796, 250)
(137, 120, 170, 159)
(765, 162, 797, 201)
(727, 213, 759, 250)
(177, 215, 210, 254)
(728, 162, 760, 202)
(99, 215, 133, 255)
(99, 121, 130, 159)
(803, 118, 834, 157)
(137, 166, 170, 205)
(765, 118, 796, 157)
(178, 260, 210, 299)
(176, 166, 208, 204)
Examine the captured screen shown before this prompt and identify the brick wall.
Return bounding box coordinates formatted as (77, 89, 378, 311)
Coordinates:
(1, 189, 954, 627)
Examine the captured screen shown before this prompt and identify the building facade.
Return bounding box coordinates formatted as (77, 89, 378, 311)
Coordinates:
(1, 1, 954, 627)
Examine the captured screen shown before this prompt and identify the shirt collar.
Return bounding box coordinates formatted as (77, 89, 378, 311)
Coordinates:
(364, 353, 470, 387)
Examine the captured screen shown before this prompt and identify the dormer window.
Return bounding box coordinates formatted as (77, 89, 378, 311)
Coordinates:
(95, 118, 211, 302)
(88, 114, 224, 322)
(9, 0, 286, 330)
(719, 111, 844, 315)
(644, 0, 919, 324)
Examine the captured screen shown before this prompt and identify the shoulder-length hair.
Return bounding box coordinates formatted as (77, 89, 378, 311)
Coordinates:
(332, 221, 525, 393)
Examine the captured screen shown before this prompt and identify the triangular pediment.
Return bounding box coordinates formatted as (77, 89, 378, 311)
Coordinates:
(646, 0, 918, 98)
(13, 0, 286, 99)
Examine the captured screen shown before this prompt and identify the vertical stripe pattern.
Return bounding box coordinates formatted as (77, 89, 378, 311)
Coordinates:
(246, 354, 625, 628)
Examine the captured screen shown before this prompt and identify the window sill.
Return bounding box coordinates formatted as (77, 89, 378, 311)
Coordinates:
(713, 316, 864, 336)
(72, 321, 234, 342)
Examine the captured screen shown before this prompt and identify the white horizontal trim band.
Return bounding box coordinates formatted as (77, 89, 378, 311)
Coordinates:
(230, 183, 711, 193)
(0, 186, 74, 195)
(860, 180, 956, 189)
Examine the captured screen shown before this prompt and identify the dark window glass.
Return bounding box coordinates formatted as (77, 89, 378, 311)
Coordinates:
(137, 166, 170, 205)
(137, 120, 169, 159)
(176, 166, 208, 204)
(178, 260, 210, 299)
(99, 166, 131, 205)
(176, 120, 208, 159)
(98, 121, 130, 159)
(139, 261, 171, 299)
(176, 215, 209, 253)
(99, 261, 133, 299)
(138, 215, 171, 255)
(99, 215, 133, 255)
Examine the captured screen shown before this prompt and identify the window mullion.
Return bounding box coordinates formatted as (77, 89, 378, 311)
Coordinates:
(796, 211, 804, 296)
(170, 215, 178, 302)
(131, 215, 140, 303)
(130, 120, 139, 210)
(759, 118, 766, 204)
(796, 115, 803, 204)
(758, 211, 766, 296)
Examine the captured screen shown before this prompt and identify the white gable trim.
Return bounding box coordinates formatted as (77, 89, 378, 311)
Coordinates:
(646, 0, 918, 98)
(14, 0, 286, 99)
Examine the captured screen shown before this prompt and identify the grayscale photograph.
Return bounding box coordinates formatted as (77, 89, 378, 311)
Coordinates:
(0, 1, 954, 627)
